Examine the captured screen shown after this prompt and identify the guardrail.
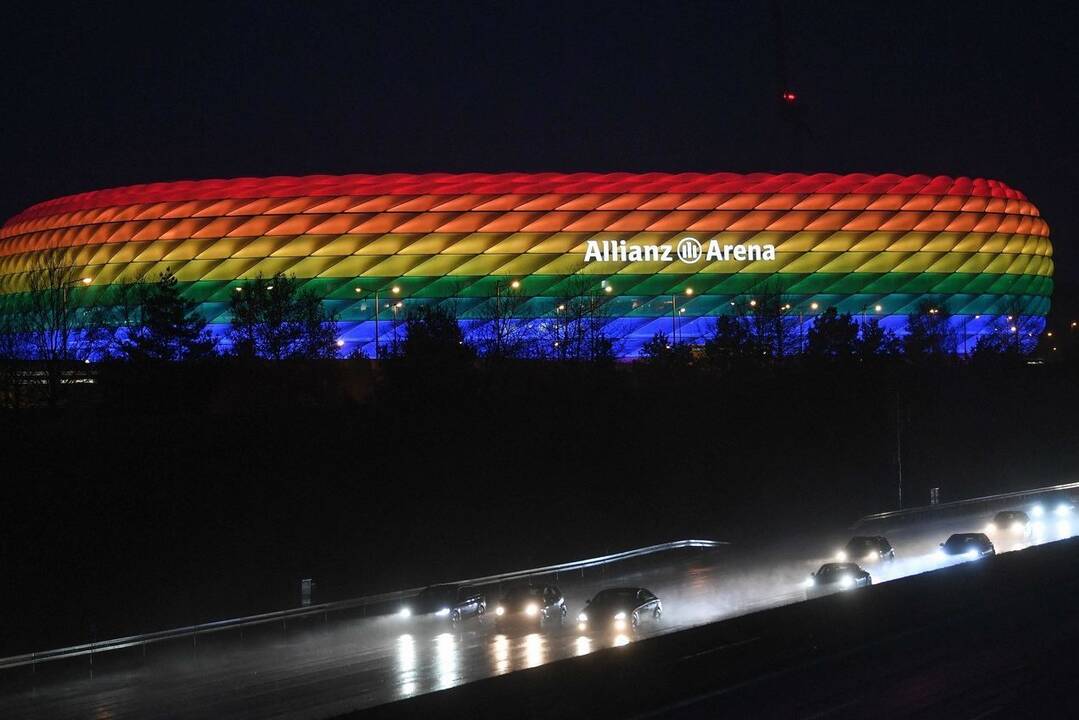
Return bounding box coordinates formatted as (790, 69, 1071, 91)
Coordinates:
(0, 538, 724, 673)
(852, 480, 1079, 529)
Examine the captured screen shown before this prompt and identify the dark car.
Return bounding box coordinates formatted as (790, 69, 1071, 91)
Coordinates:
(985, 510, 1032, 538)
(493, 584, 567, 628)
(938, 532, 995, 560)
(804, 562, 872, 598)
(400, 584, 486, 623)
(835, 536, 894, 564)
(576, 587, 662, 632)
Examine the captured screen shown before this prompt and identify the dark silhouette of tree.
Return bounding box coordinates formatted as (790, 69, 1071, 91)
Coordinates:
(996, 297, 1041, 355)
(400, 303, 474, 364)
(227, 273, 339, 359)
(539, 276, 619, 362)
(0, 313, 24, 409)
(902, 301, 956, 359)
(805, 307, 859, 359)
(639, 332, 693, 367)
(119, 269, 216, 361)
(855, 318, 901, 359)
(470, 281, 535, 359)
(739, 279, 800, 360)
(14, 249, 116, 404)
(702, 315, 757, 370)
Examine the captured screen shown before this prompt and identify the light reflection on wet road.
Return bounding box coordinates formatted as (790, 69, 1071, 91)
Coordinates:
(0, 506, 1074, 719)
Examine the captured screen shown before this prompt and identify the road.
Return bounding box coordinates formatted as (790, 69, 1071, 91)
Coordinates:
(1, 500, 1073, 719)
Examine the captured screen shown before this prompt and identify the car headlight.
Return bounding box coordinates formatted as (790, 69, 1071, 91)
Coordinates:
(495, 606, 505, 616)
(864, 552, 878, 562)
(1055, 504, 1071, 516)
(577, 612, 588, 623)
(835, 550, 848, 562)
(803, 577, 815, 588)
(578, 622, 587, 631)
(399, 607, 411, 618)
(525, 603, 538, 616)
(614, 611, 626, 620)
(1031, 504, 1045, 517)
(965, 549, 980, 560)
(436, 608, 451, 617)
(839, 575, 854, 589)
(1010, 522, 1024, 533)
(613, 619, 627, 630)
(984, 523, 996, 533)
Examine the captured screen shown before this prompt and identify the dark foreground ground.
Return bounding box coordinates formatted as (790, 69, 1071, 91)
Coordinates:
(356, 534, 1079, 720)
(3, 359, 1078, 655)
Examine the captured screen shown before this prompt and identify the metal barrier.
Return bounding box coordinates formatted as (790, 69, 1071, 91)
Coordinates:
(852, 480, 1079, 529)
(0, 538, 724, 673)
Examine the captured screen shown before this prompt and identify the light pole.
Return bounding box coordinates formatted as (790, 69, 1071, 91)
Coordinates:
(392, 301, 404, 352)
(62, 276, 92, 307)
(672, 287, 693, 344)
(356, 284, 400, 358)
(801, 301, 819, 352)
(492, 278, 521, 356)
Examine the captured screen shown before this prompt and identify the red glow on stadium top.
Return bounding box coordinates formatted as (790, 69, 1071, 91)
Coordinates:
(8, 172, 1029, 224)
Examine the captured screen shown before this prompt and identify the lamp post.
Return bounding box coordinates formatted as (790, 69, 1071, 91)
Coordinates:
(672, 287, 693, 344)
(489, 278, 521, 357)
(62, 276, 92, 307)
(392, 301, 404, 352)
(800, 301, 820, 352)
(356, 284, 400, 358)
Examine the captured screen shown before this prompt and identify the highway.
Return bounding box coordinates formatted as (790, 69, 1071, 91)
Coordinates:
(1, 497, 1074, 719)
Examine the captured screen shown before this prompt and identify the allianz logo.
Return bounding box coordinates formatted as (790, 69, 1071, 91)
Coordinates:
(584, 237, 776, 264)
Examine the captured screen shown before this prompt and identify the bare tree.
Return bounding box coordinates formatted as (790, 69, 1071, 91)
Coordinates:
(538, 276, 620, 361)
(733, 278, 801, 360)
(468, 280, 537, 359)
(19, 249, 115, 404)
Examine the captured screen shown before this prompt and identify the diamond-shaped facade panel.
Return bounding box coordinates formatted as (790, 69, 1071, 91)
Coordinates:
(0, 172, 1053, 356)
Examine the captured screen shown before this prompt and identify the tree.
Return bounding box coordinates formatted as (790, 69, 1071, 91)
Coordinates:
(17, 249, 116, 404)
(119, 269, 216, 361)
(639, 332, 693, 367)
(538, 277, 619, 362)
(739, 279, 801, 360)
(994, 297, 1041, 356)
(702, 315, 757, 370)
(400, 303, 474, 364)
(805, 307, 859, 359)
(902, 301, 956, 359)
(0, 312, 25, 409)
(855, 318, 901, 359)
(227, 273, 339, 359)
(469, 281, 536, 359)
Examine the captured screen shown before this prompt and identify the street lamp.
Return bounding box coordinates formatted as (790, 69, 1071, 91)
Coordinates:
(393, 301, 404, 350)
(61, 276, 93, 307)
(355, 284, 401, 358)
(672, 287, 693, 343)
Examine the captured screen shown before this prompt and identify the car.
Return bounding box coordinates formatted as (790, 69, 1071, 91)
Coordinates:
(576, 587, 662, 632)
(984, 510, 1032, 537)
(937, 532, 995, 560)
(804, 562, 872, 598)
(1030, 495, 1075, 520)
(399, 584, 486, 623)
(493, 584, 567, 628)
(834, 536, 895, 563)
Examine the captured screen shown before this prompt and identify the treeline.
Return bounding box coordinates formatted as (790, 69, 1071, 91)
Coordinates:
(0, 258, 1074, 410)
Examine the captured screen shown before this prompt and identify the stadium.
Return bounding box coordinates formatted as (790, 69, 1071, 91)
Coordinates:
(0, 172, 1053, 357)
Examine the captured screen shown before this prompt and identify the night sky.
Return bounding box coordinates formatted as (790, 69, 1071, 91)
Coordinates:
(2, 1, 1075, 285)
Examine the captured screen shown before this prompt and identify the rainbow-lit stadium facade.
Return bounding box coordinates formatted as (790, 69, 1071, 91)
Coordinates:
(0, 172, 1053, 356)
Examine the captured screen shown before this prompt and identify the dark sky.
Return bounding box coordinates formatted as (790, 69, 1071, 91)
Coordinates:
(2, 1, 1075, 284)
